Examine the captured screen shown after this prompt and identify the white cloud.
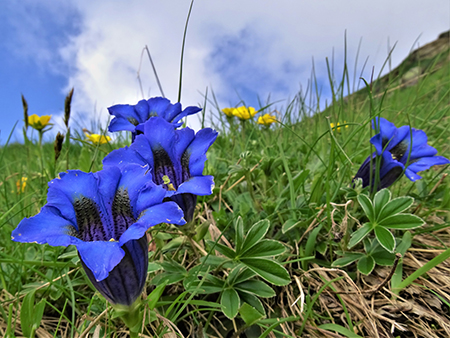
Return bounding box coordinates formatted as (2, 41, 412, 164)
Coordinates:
(51, 0, 449, 130)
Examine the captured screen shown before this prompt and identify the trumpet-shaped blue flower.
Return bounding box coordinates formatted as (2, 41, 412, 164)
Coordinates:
(354, 117, 450, 190)
(108, 97, 201, 140)
(103, 116, 218, 222)
(11, 165, 185, 305)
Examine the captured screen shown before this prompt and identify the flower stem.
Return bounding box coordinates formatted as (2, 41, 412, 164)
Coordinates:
(115, 301, 143, 337)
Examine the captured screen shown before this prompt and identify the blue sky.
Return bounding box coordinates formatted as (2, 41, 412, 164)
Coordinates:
(1, 0, 449, 144)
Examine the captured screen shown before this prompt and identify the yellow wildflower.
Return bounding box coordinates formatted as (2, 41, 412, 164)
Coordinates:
(28, 114, 51, 131)
(16, 177, 27, 193)
(85, 132, 111, 145)
(232, 106, 257, 120)
(257, 114, 277, 126)
(221, 108, 235, 117)
(330, 121, 348, 132)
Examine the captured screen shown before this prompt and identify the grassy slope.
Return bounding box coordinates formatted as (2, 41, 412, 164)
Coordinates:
(0, 34, 449, 337)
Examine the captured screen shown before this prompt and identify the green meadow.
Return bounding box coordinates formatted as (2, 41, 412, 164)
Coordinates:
(1, 35, 449, 337)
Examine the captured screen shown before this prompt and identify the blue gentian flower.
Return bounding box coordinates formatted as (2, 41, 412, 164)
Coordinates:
(354, 117, 450, 190)
(11, 164, 185, 305)
(103, 116, 218, 222)
(108, 97, 202, 140)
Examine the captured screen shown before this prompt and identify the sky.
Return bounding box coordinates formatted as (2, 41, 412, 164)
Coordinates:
(0, 0, 449, 144)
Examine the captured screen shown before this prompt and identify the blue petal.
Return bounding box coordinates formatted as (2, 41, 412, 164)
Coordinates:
(140, 117, 185, 183)
(108, 104, 141, 132)
(409, 128, 429, 148)
(407, 156, 450, 175)
(187, 128, 218, 176)
(147, 97, 171, 117)
(142, 117, 178, 153)
(119, 202, 185, 244)
(96, 166, 121, 204)
(372, 117, 396, 138)
(108, 117, 136, 133)
(116, 164, 156, 212)
(391, 126, 409, 149)
(404, 168, 422, 181)
(174, 128, 195, 162)
(398, 128, 428, 161)
(379, 151, 404, 179)
(48, 170, 120, 242)
(407, 144, 438, 161)
(46, 171, 100, 225)
(370, 134, 384, 155)
(50, 170, 99, 202)
(371, 118, 402, 154)
(108, 104, 139, 121)
(177, 176, 215, 195)
(183, 106, 202, 117)
(76, 240, 125, 281)
(135, 183, 167, 212)
(81, 236, 149, 305)
(130, 134, 155, 167)
(163, 101, 182, 122)
(134, 99, 150, 122)
(11, 206, 77, 247)
(167, 104, 201, 124)
(102, 146, 146, 170)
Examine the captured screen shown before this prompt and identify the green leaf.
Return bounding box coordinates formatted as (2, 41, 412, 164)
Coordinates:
(379, 213, 425, 229)
(396, 231, 412, 256)
(159, 260, 187, 274)
(239, 303, 265, 326)
(331, 253, 364, 267)
(282, 219, 302, 233)
(235, 280, 276, 298)
(240, 258, 290, 286)
(186, 280, 224, 294)
(357, 255, 375, 275)
(239, 292, 265, 316)
(372, 246, 396, 266)
(318, 323, 364, 338)
(221, 288, 240, 319)
(241, 219, 270, 253)
(21, 290, 36, 337)
(20, 289, 45, 338)
(375, 226, 396, 253)
(200, 255, 235, 269)
(378, 196, 414, 221)
(34, 299, 46, 331)
(373, 188, 391, 217)
(305, 223, 323, 257)
(194, 221, 210, 241)
(390, 261, 403, 291)
(357, 194, 375, 221)
(241, 240, 285, 258)
(228, 264, 249, 284)
(235, 216, 245, 254)
(148, 262, 162, 273)
(147, 281, 167, 310)
(150, 272, 185, 286)
(363, 238, 372, 253)
(206, 240, 236, 259)
(316, 241, 327, 255)
(229, 265, 256, 285)
(348, 223, 373, 248)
